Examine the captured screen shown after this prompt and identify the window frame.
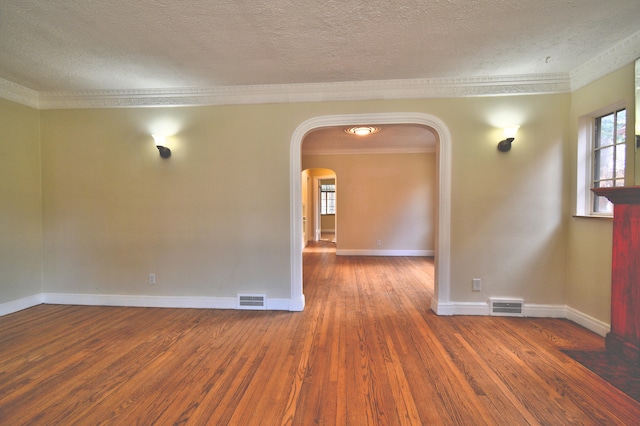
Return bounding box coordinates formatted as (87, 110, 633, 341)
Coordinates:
(576, 102, 627, 218)
(320, 183, 336, 215)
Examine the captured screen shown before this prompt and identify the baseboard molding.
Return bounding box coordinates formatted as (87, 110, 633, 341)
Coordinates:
(431, 299, 454, 315)
(438, 302, 568, 318)
(0, 293, 610, 336)
(0, 292, 298, 312)
(430, 299, 609, 337)
(42, 293, 237, 309)
(336, 249, 435, 257)
(566, 306, 610, 337)
(43, 293, 298, 311)
(450, 302, 491, 316)
(288, 295, 305, 312)
(523, 303, 567, 318)
(0, 294, 45, 316)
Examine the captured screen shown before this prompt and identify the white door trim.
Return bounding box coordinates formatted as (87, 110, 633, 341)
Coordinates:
(289, 112, 452, 313)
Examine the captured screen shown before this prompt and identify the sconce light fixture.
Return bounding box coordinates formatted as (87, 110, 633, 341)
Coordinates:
(152, 134, 171, 158)
(497, 126, 520, 152)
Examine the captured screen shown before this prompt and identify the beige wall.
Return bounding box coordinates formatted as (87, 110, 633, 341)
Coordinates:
(40, 105, 295, 298)
(566, 63, 636, 322)
(303, 153, 436, 252)
(445, 94, 571, 303)
(5, 75, 630, 317)
(0, 98, 42, 303)
(36, 94, 570, 307)
(320, 215, 335, 231)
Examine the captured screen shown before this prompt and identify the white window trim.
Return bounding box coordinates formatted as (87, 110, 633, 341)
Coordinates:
(575, 101, 626, 218)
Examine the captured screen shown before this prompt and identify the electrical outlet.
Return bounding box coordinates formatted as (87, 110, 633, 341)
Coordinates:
(472, 278, 481, 291)
(376, 239, 382, 246)
(149, 273, 156, 285)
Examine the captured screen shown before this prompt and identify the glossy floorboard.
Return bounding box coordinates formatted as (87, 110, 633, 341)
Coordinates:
(1, 242, 639, 424)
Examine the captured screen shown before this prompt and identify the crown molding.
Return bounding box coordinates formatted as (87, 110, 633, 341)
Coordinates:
(571, 30, 640, 91)
(0, 78, 40, 108)
(0, 74, 570, 110)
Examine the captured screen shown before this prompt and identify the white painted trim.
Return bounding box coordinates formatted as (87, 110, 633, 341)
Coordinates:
(449, 302, 491, 316)
(0, 294, 611, 337)
(570, 30, 640, 91)
(523, 304, 567, 318)
(576, 101, 627, 217)
(0, 294, 45, 316)
(429, 302, 609, 337)
(566, 306, 611, 337)
(0, 77, 40, 109)
(41, 293, 295, 311)
(43, 293, 236, 309)
(291, 113, 451, 314)
(30, 74, 570, 109)
(336, 249, 434, 257)
(430, 300, 454, 316)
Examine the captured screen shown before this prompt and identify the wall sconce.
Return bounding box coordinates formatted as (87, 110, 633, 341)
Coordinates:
(152, 134, 171, 158)
(497, 126, 519, 152)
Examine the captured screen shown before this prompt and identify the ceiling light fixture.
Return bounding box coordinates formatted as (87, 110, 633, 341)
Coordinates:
(345, 126, 380, 136)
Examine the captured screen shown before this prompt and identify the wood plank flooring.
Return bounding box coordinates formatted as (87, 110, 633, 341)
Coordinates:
(1, 241, 639, 424)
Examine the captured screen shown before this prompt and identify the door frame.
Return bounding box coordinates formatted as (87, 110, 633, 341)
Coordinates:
(314, 174, 336, 242)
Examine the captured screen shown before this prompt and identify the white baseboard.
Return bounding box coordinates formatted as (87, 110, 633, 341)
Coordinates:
(566, 306, 610, 337)
(0, 293, 45, 316)
(523, 304, 567, 318)
(431, 299, 454, 315)
(42, 293, 298, 311)
(450, 302, 491, 316)
(288, 295, 305, 312)
(336, 249, 435, 256)
(0, 293, 610, 337)
(429, 299, 609, 337)
(0, 293, 297, 313)
(43, 293, 237, 309)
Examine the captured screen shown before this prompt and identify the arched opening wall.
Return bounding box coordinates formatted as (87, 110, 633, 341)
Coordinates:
(289, 113, 452, 314)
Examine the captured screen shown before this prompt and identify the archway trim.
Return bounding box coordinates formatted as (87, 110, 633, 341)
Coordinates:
(289, 112, 452, 314)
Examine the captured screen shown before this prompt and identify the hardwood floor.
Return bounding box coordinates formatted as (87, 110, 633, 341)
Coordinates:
(1, 242, 639, 424)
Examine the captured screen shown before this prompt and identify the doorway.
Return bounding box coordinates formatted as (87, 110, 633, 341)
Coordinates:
(289, 112, 452, 314)
(317, 175, 336, 243)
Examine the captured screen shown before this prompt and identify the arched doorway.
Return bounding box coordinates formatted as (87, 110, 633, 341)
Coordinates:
(289, 112, 451, 314)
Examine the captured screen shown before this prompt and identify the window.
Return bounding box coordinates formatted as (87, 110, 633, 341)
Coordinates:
(320, 183, 335, 215)
(592, 109, 626, 213)
(576, 105, 626, 216)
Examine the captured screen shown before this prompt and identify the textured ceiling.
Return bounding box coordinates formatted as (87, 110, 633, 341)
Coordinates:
(1, 0, 639, 93)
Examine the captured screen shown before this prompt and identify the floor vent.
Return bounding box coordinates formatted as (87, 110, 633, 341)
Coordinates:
(490, 298, 524, 317)
(237, 293, 267, 310)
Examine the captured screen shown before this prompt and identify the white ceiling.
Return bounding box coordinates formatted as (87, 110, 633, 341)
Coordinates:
(1, 0, 639, 96)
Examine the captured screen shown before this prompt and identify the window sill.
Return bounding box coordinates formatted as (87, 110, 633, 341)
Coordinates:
(572, 214, 613, 220)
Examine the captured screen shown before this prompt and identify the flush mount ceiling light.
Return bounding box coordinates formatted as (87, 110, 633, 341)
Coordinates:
(344, 126, 380, 136)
